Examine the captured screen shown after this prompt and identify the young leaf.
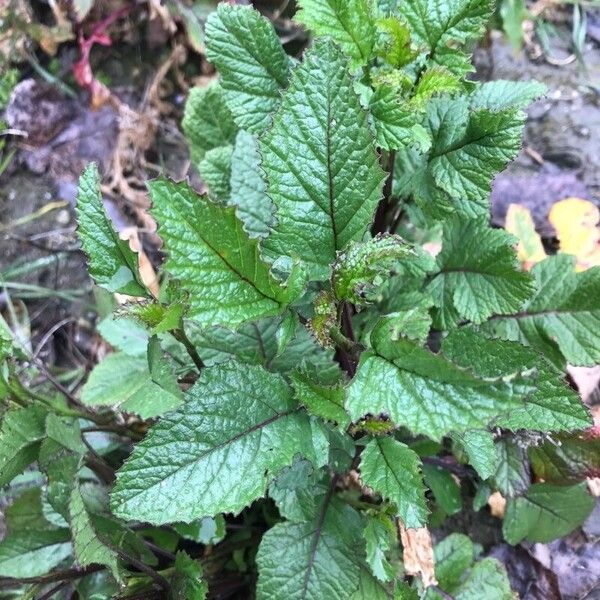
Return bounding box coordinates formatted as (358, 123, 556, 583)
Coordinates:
(369, 85, 431, 152)
(0, 529, 72, 578)
(170, 551, 208, 600)
(433, 533, 474, 591)
(481, 255, 600, 366)
(295, 0, 377, 66)
(375, 17, 418, 68)
(149, 178, 304, 328)
(80, 351, 182, 419)
(111, 363, 328, 524)
(396, 98, 525, 218)
(256, 490, 364, 600)
(229, 130, 274, 238)
(0, 405, 47, 486)
(69, 484, 121, 582)
(260, 40, 386, 279)
(427, 217, 535, 328)
(346, 323, 530, 440)
(76, 164, 147, 297)
(182, 83, 237, 165)
(205, 4, 291, 133)
(503, 482, 594, 544)
(399, 0, 494, 76)
(360, 437, 428, 528)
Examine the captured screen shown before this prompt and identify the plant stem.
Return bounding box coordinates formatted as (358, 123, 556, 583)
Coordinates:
(172, 328, 205, 371)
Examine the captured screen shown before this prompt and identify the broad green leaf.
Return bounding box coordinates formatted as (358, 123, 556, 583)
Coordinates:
(453, 429, 495, 480)
(291, 372, 350, 428)
(69, 484, 120, 581)
(453, 558, 512, 600)
(0, 529, 71, 577)
(170, 551, 208, 600)
(433, 533, 474, 591)
(481, 255, 600, 366)
(423, 464, 462, 515)
(149, 178, 304, 328)
(205, 4, 290, 133)
(256, 490, 364, 600)
(97, 315, 149, 357)
(111, 363, 328, 524)
(369, 86, 430, 152)
(199, 145, 232, 201)
(45, 414, 86, 454)
(182, 83, 237, 165)
(469, 80, 546, 111)
(80, 351, 182, 419)
(296, 0, 377, 66)
(76, 164, 147, 297)
(395, 98, 525, 218)
(229, 130, 274, 238)
(360, 437, 427, 528)
(530, 433, 600, 484)
(399, 0, 493, 76)
(0, 405, 47, 486)
(503, 482, 594, 544)
(427, 217, 535, 327)
(363, 514, 396, 583)
(346, 323, 531, 440)
(260, 40, 386, 280)
(490, 439, 530, 497)
(444, 329, 590, 432)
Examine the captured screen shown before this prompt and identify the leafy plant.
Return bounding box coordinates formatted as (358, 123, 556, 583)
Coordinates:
(1, 1, 597, 598)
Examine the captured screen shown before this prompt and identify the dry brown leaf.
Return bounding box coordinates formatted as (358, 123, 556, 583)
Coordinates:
(398, 521, 437, 588)
(505, 203, 547, 270)
(120, 227, 159, 298)
(567, 365, 600, 404)
(549, 197, 600, 271)
(488, 491, 507, 518)
(587, 478, 600, 497)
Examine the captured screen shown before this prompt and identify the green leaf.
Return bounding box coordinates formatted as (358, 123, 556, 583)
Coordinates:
(396, 98, 526, 218)
(76, 164, 147, 297)
(490, 439, 530, 497)
(229, 130, 274, 238)
(170, 551, 208, 600)
(260, 40, 386, 280)
(412, 67, 461, 108)
(0, 405, 47, 486)
(199, 145, 232, 201)
(182, 83, 237, 165)
(363, 514, 396, 583)
(360, 437, 428, 528)
(173, 516, 226, 545)
(291, 372, 350, 428)
(369, 86, 430, 152)
(469, 80, 546, 111)
(530, 433, 600, 484)
(69, 484, 121, 582)
(427, 217, 535, 328)
(481, 255, 600, 366)
(45, 414, 87, 454)
(149, 178, 304, 328)
(503, 482, 594, 544)
(444, 329, 591, 432)
(256, 489, 364, 600)
(375, 17, 418, 68)
(205, 4, 291, 133)
(399, 0, 493, 76)
(433, 533, 474, 591)
(453, 429, 495, 480)
(0, 529, 72, 578)
(500, 0, 527, 50)
(5, 488, 57, 533)
(111, 363, 328, 524)
(80, 351, 182, 418)
(97, 315, 149, 357)
(295, 0, 377, 66)
(453, 558, 512, 600)
(423, 464, 462, 515)
(346, 323, 530, 440)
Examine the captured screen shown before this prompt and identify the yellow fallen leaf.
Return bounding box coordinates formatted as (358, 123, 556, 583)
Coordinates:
(398, 521, 437, 588)
(549, 197, 600, 271)
(505, 204, 547, 270)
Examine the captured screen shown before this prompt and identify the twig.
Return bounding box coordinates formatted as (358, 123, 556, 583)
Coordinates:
(172, 328, 204, 371)
(37, 580, 71, 600)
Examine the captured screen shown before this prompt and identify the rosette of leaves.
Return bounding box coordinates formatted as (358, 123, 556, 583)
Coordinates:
(0, 1, 597, 598)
